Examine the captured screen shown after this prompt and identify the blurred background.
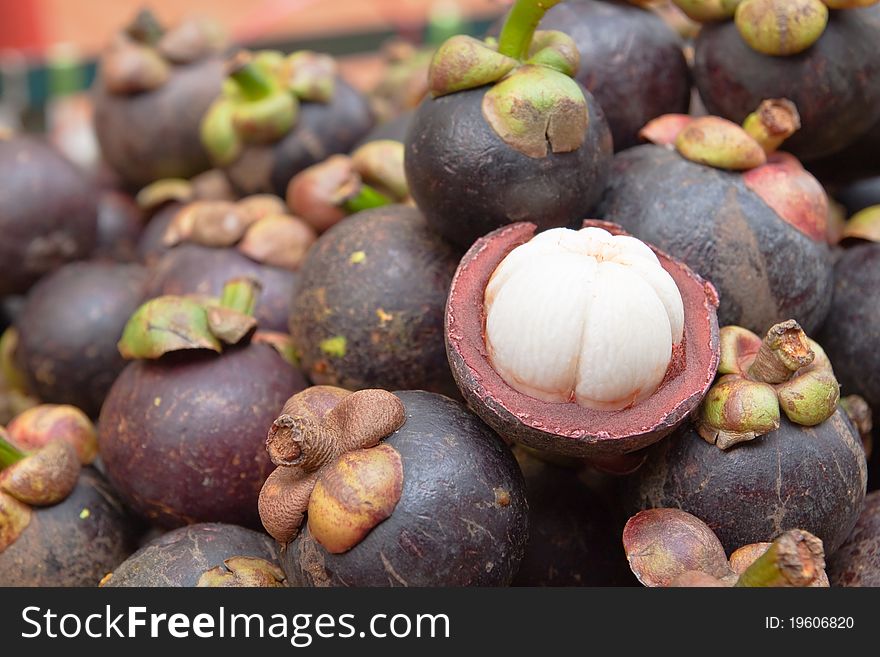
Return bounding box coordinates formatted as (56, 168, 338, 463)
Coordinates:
(0, 0, 506, 131)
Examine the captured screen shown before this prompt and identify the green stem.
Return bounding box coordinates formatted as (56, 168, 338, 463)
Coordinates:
(0, 434, 25, 469)
(220, 277, 262, 316)
(343, 184, 393, 214)
(497, 0, 562, 61)
(227, 52, 275, 101)
(126, 8, 165, 45)
(735, 530, 825, 588)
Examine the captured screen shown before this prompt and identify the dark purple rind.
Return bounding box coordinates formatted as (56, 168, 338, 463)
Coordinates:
(623, 408, 867, 556)
(289, 205, 459, 395)
(355, 109, 413, 148)
(808, 120, 880, 188)
(692, 7, 880, 162)
(495, 0, 691, 151)
(828, 491, 880, 587)
(598, 145, 833, 333)
(224, 78, 374, 197)
(136, 202, 180, 265)
(283, 391, 528, 587)
(15, 260, 149, 417)
(147, 243, 297, 333)
(93, 56, 225, 189)
(445, 220, 720, 458)
(94, 190, 143, 262)
(98, 344, 305, 528)
(405, 82, 612, 250)
(0, 468, 139, 586)
(833, 174, 880, 217)
(102, 523, 282, 587)
(0, 136, 98, 296)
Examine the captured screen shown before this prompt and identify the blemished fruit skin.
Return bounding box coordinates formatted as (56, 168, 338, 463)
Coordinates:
(93, 57, 225, 189)
(623, 409, 867, 556)
(692, 6, 880, 162)
(289, 205, 460, 394)
(0, 468, 140, 586)
(15, 261, 149, 418)
(514, 0, 691, 151)
(405, 83, 612, 249)
(102, 523, 283, 587)
(98, 344, 306, 528)
(828, 491, 880, 587)
(283, 391, 529, 587)
(599, 145, 833, 334)
(224, 79, 375, 198)
(146, 244, 297, 333)
(0, 136, 98, 296)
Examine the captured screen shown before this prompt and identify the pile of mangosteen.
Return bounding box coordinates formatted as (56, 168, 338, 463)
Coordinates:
(2, 0, 880, 588)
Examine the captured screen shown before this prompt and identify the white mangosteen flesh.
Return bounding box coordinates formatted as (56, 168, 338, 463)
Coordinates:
(484, 226, 685, 411)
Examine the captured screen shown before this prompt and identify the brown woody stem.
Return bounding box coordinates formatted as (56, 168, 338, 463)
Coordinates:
(747, 320, 814, 384)
(735, 530, 825, 587)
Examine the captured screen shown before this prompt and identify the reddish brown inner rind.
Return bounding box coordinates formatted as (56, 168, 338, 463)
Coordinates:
(445, 220, 720, 457)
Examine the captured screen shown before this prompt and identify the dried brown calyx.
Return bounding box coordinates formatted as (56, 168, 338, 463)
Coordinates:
(116, 276, 297, 366)
(162, 195, 316, 271)
(101, 9, 225, 95)
(6, 404, 97, 465)
(200, 49, 338, 166)
(624, 508, 829, 587)
(258, 386, 406, 551)
(696, 319, 840, 449)
(196, 556, 287, 587)
(285, 140, 409, 233)
(427, 0, 588, 158)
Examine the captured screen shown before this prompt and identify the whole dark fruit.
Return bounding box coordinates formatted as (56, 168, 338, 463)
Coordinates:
(290, 205, 459, 394)
(623, 408, 867, 555)
(102, 523, 285, 587)
(0, 468, 139, 586)
(0, 135, 97, 296)
(283, 391, 528, 586)
(14, 261, 148, 417)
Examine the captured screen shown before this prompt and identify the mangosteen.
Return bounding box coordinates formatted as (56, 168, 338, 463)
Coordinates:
(828, 491, 880, 587)
(146, 195, 316, 332)
(512, 448, 629, 586)
(289, 205, 459, 394)
(13, 260, 148, 417)
(101, 523, 285, 587)
(98, 278, 307, 528)
(0, 134, 98, 297)
(286, 140, 409, 233)
(259, 388, 528, 586)
(94, 190, 143, 262)
(599, 102, 833, 333)
(201, 50, 374, 197)
(834, 175, 880, 217)
(689, 0, 880, 161)
(404, 0, 613, 249)
(808, 119, 880, 187)
(624, 320, 867, 555)
(356, 109, 414, 147)
(92, 10, 227, 189)
(0, 422, 138, 586)
(446, 220, 720, 458)
(491, 0, 691, 150)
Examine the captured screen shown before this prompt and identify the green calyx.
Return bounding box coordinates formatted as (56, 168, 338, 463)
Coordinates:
(671, 0, 742, 22)
(0, 432, 25, 469)
(201, 49, 338, 165)
(697, 321, 840, 450)
(427, 0, 587, 158)
(675, 116, 766, 171)
(841, 205, 880, 243)
(117, 278, 263, 360)
(735, 0, 828, 56)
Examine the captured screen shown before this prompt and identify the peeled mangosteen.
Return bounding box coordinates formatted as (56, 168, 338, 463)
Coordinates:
(146, 195, 315, 332)
(98, 279, 307, 528)
(690, 2, 880, 161)
(513, 448, 629, 586)
(13, 261, 148, 417)
(405, 0, 612, 249)
(446, 220, 720, 458)
(828, 491, 880, 587)
(92, 10, 227, 189)
(261, 388, 528, 586)
(102, 523, 285, 587)
(599, 105, 833, 333)
(624, 320, 866, 555)
(492, 0, 691, 150)
(201, 50, 374, 197)
(0, 431, 138, 587)
(0, 134, 98, 296)
(289, 205, 459, 394)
